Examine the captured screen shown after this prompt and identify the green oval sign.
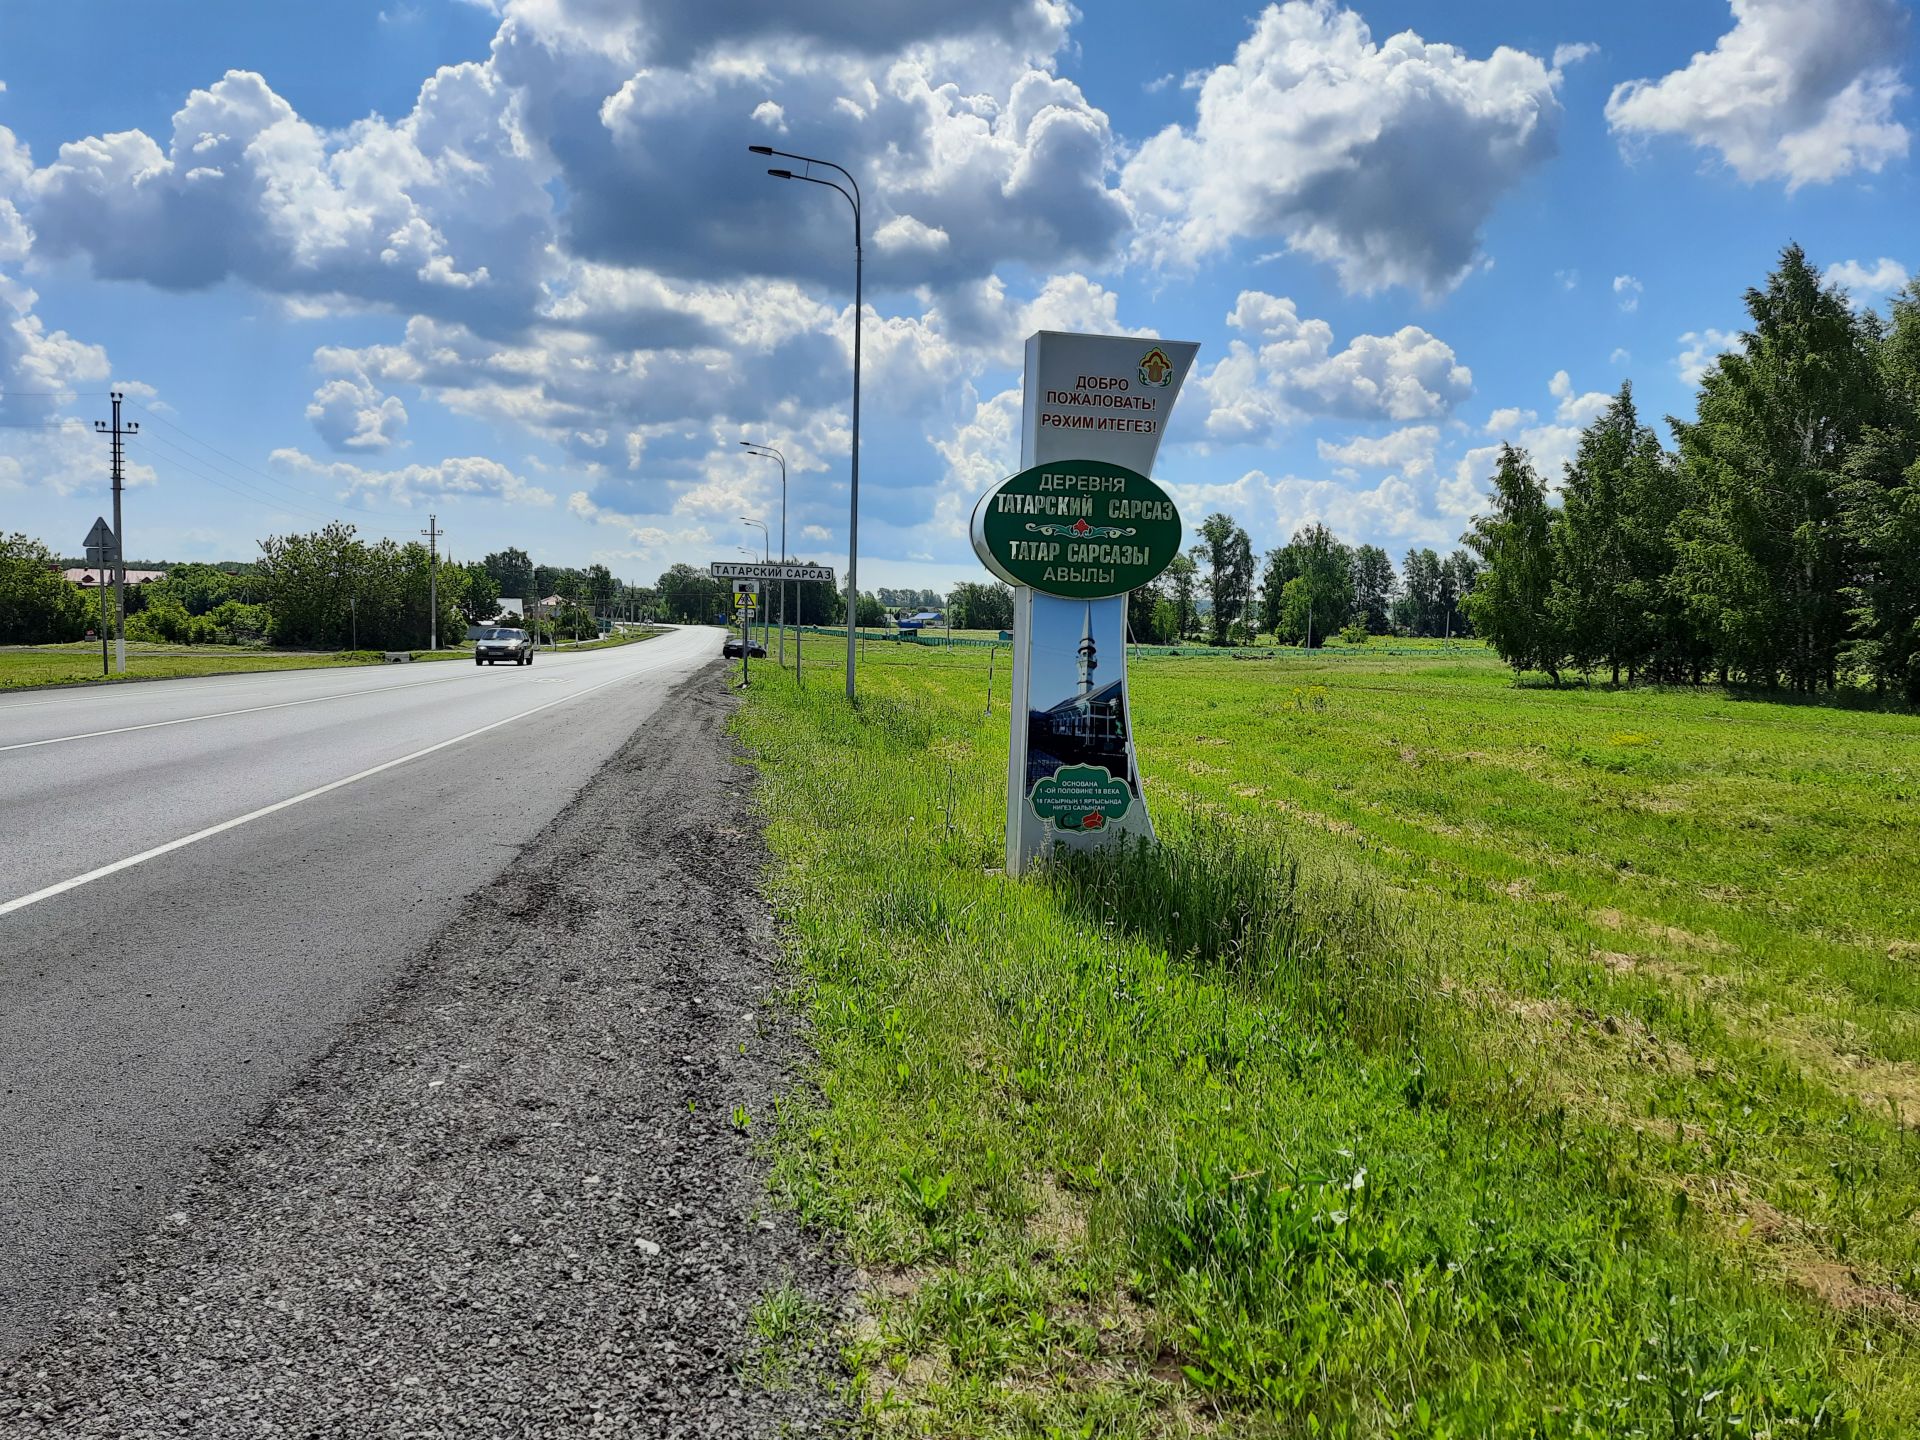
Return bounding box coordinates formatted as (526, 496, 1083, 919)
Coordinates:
(969, 459, 1183, 599)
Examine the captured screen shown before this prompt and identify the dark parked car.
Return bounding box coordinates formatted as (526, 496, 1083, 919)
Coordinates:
(476, 627, 534, 665)
(722, 636, 767, 659)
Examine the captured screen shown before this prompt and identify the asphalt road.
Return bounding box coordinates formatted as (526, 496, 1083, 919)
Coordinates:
(0, 628, 727, 1354)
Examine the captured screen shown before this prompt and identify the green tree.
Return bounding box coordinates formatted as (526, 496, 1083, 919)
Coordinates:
(793, 574, 842, 627)
(1259, 545, 1300, 637)
(585, 563, 616, 615)
(150, 563, 243, 616)
(1126, 575, 1165, 644)
(257, 525, 457, 650)
(0, 534, 87, 644)
(1274, 524, 1355, 647)
(1350, 545, 1396, 633)
(1443, 550, 1480, 638)
(1839, 277, 1920, 701)
(1194, 512, 1255, 645)
(1464, 445, 1564, 680)
(1669, 244, 1880, 690)
(482, 548, 534, 601)
(1164, 552, 1199, 640)
(535, 563, 585, 601)
(460, 561, 503, 624)
(854, 592, 887, 627)
(256, 522, 362, 648)
(948, 581, 1014, 632)
(1551, 383, 1661, 682)
(1395, 549, 1444, 637)
(656, 563, 727, 623)
(1543, 381, 1695, 682)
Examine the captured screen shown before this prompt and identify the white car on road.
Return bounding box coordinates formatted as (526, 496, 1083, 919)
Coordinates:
(475, 628, 534, 666)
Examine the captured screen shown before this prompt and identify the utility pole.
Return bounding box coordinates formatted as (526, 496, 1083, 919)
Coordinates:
(97, 566, 109, 676)
(421, 515, 441, 650)
(94, 393, 138, 675)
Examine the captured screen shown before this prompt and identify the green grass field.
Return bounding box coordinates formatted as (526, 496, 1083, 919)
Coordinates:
(0, 643, 481, 691)
(737, 639, 1920, 1436)
(0, 627, 671, 692)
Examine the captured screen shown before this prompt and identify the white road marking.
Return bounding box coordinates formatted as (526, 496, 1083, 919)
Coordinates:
(0, 671, 483, 753)
(0, 667, 646, 918)
(0, 658, 486, 717)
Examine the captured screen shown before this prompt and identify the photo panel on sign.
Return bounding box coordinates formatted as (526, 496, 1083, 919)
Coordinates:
(1022, 596, 1136, 798)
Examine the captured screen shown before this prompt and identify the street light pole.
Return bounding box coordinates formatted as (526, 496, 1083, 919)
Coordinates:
(737, 518, 768, 648)
(750, 143, 861, 705)
(741, 442, 789, 675)
(741, 517, 769, 562)
(741, 517, 770, 650)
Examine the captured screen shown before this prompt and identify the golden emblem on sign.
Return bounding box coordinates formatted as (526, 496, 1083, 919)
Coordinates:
(1137, 347, 1174, 388)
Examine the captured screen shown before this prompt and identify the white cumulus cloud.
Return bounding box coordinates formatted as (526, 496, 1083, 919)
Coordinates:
(1316, 425, 1440, 477)
(307, 373, 409, 452)
(1675, 328, 1740, 386)
(1606, 0, 1911, 190)
(269, 448, 555, 509)
(1123, 0, 1561, 294)
(1200, 291, 1473, 440)
(1824, 256, 1911, 301)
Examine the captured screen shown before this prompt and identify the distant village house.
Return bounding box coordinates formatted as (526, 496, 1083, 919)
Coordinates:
(62, 567, 167, 587)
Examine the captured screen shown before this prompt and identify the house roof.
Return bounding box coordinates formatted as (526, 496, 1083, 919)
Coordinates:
(64, 568, 167, 586)
(1038, 680, 1124, 717)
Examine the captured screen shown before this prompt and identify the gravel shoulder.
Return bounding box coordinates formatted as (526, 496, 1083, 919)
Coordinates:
(0, 665, 851, 1437)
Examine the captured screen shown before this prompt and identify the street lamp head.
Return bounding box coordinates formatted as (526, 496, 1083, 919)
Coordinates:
(767, 168, 794, 180)
(747, 144, 774, 156)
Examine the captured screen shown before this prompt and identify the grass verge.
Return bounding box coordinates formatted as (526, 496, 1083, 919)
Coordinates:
(556, 626, 670, 653)
(737, 646, 1919, 1437)
(0, 643, 480, 691)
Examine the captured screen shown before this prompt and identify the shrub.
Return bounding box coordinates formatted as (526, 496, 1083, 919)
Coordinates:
(208, 599, 270, 644)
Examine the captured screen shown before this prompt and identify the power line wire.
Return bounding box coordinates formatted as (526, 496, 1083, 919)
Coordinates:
(126, 434, 417, 539)
(131, 429, 365, 523)
(124, 399, 418, 521)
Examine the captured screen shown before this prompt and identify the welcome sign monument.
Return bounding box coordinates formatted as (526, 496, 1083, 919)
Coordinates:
(971, 330, 1200, 873)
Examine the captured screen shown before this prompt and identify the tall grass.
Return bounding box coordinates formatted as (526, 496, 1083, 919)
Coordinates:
(736, 646, 1916, 1437)
(1044, 805, 1428, 1052)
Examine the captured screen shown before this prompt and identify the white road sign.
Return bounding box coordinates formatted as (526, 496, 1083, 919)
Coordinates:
(709, 561, 836, 584)
(83, 517, 115, 562)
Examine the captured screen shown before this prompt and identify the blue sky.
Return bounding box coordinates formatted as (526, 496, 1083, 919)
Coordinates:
(2, 0, 1914, 590)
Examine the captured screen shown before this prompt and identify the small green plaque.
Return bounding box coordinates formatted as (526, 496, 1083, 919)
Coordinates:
(1028, 764, 1133, 831)
(970, 460, 1182, 599)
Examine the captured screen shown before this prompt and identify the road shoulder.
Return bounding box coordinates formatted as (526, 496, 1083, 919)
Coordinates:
(0, 664, 850, 1436)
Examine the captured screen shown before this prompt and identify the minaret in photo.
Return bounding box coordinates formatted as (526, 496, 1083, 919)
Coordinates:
(1076, 601, 1098, 709)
